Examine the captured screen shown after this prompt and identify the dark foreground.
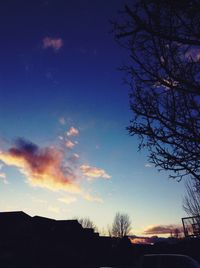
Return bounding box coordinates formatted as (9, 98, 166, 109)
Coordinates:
(0, 211, 200, 268)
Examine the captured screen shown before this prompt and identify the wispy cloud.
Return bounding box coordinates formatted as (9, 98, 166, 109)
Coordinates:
(48, 205, 61, 214)
(67, 127, 79, 137)
(143, 224, 182, 235)
(0, 138, 80, 193)
(0, 164, 8, 184)
(0, 172, 8, 184)
(69, 153, 79, 162)
(59, 117, 66, 125)
(80, 164, 111, 180)
(58, 196, 77, 204)
(145, 163, 152, 168)
(30, 196, 47, 204)
(43, 37, 63, 51)
(81, 192, 103, 203)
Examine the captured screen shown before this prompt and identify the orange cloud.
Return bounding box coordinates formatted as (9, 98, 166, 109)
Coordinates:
(0, 138, 80, 193)
(130, 237, 152, 245)
(80, 164, 111, 179)
(67, 127, 79, 137)
(43, 37, 63, 51)
(0, 138, 112, 203)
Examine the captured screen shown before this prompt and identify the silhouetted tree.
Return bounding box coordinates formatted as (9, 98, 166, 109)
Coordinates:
(110, 212, 131, 238)
(173, 228, 181, 238)
(77, 217, 97, 231)
(183, 179, 200, 217)
(113, 0, 200, 183)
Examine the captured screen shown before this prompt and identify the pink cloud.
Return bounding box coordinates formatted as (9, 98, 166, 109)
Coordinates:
(67, 127, 79, 137)
(0, 138, 80, 193)
(0, 137, 112, 203)
(43, 37, 63, 51)
(65, 140, 75, 149)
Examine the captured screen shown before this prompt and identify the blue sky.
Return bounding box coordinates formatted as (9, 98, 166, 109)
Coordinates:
(0, 0, 186, 236)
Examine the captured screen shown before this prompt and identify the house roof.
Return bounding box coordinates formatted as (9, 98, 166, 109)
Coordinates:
(0, 211, 31, 219)
(33, 215, 56, 222)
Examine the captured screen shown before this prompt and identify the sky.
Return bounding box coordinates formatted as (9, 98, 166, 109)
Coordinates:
(0, 0, 187, 236)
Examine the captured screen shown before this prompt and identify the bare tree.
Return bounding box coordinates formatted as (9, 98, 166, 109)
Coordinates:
(110, 212, 132, 238)
(77, 217, 98, 232)
(113, 1, 200, 183)
(173, 228, 181, 239)
(183, 179, 200, 217)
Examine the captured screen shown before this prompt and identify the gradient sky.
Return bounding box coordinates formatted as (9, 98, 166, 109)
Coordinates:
(0, 0, 187, 236)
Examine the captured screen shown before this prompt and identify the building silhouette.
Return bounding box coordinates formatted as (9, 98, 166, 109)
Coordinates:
(0, 211, 101, 267)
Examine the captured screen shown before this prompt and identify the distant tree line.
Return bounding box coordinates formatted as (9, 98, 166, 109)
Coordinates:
(78, 212, 132, 238)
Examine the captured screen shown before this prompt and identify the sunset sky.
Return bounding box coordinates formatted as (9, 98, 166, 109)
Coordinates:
(0, 0, 186, 236)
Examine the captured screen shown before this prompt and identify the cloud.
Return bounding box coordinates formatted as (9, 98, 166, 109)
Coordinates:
(58, 196, 77, 204)
(59, 117, 66, 125)
(80, 164, 111, 179)
(30, 196, 47, 204)
(145, 163, 152, 168)
(81, 192, 103, 203)
(0, 172, 8, 184)
(69, 153, 79, 162)
(73, 153, 79, 159)
(65, 140, 75, 149)
(0, 164, 8, 184)
(0, 137, 112, 203)
(0, 172, 6, 179)
(130, 237, 152, 245)
(143, 224, 182, 235)
(43, 37, 63, 51)
(0, 138, 80, 193)
(48, 206, 60, 214)
(67, 127, 79, 137)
